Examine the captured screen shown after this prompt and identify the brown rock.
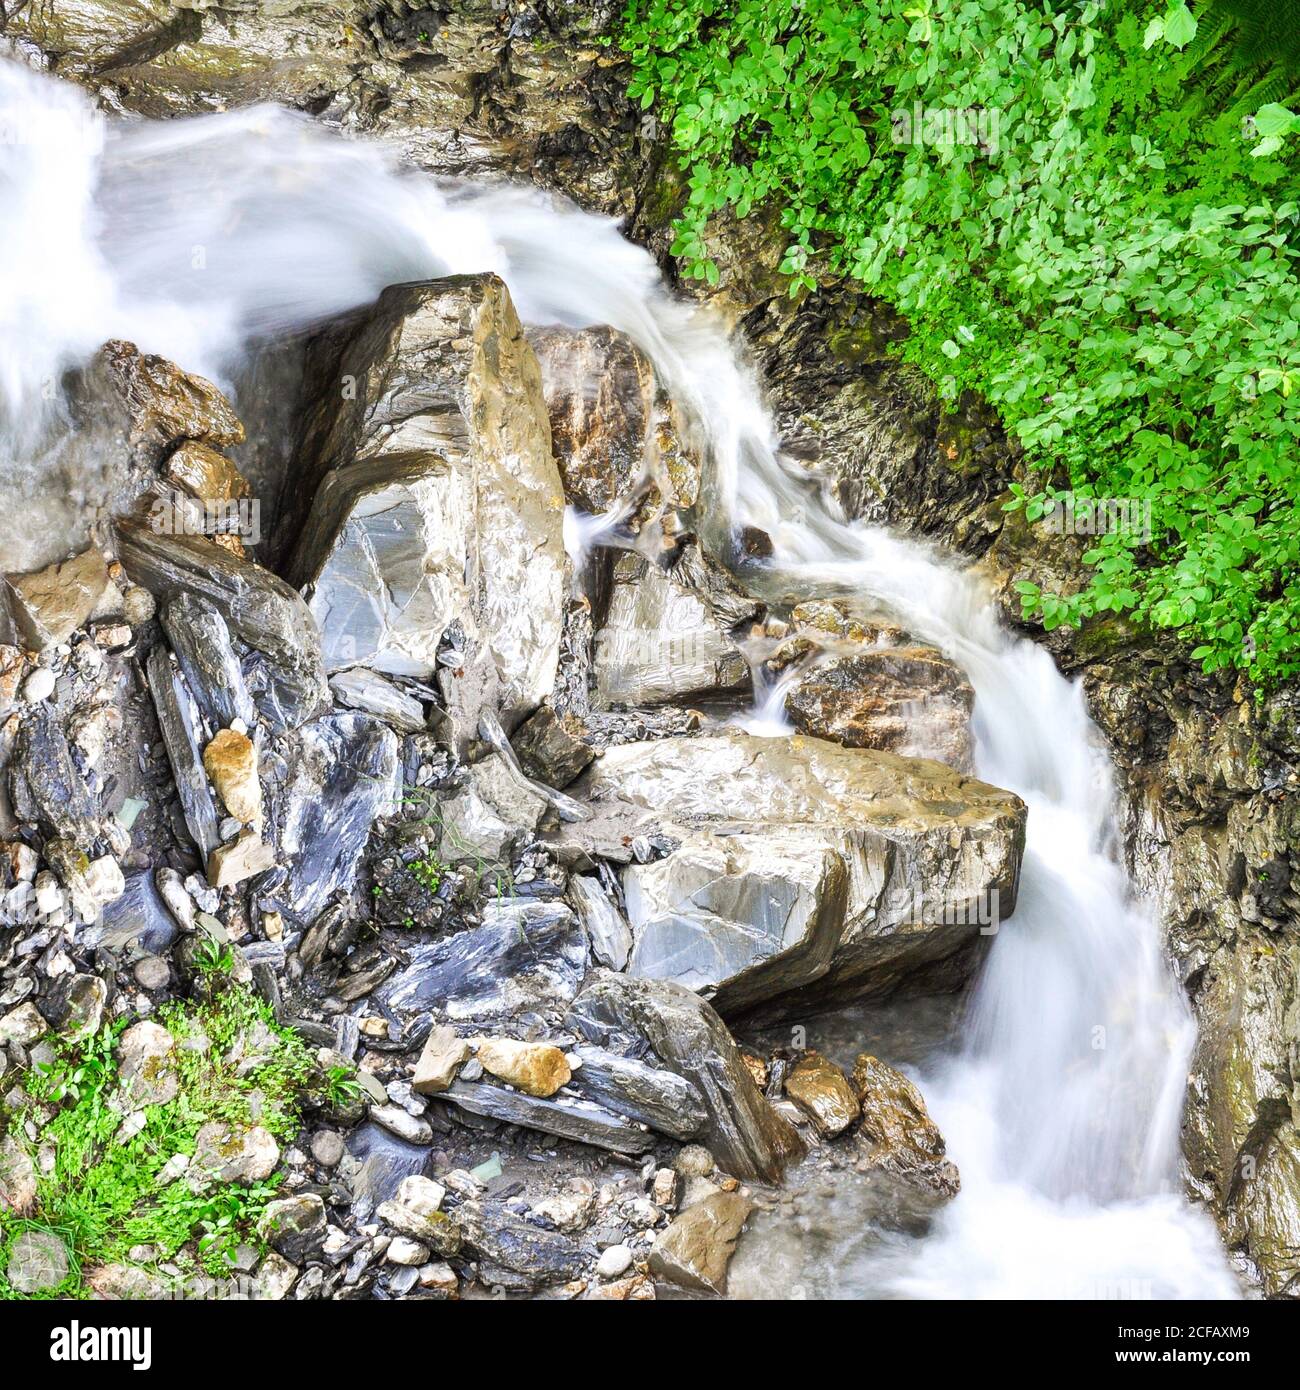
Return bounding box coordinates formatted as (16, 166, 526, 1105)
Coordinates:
(163, 440, 251, 502)
(784, 1051, 860, 1139)
(648, 1190, 752, 1295)
(851, 1053, 960, 1198)
(192, 1121, 280, 1184)
(6, 548, 110, 649)
(203, 728, 261, 826)
(207, 830, 277, 889)
(412, 1025, 471, 1095)
(476, 1038, 572, 1098)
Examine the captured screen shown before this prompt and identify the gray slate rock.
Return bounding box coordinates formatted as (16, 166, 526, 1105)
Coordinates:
(566, 1045, 707, 1141)
(452, 1199, 587, 1291)
(161, 591, 257, 732)
(8, 705, 99, 840)
(145, 646, 220, 861)
(439, 1079, 656, 1155)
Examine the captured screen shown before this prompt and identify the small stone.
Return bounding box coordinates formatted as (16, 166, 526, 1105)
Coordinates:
(370, 1104, 433, 1145)
(0, 1002, 46, 1047)
(595, 1244, 634, 1280)
(22, 668, 55, 703)
(310, 1131, 345, 1168)
(133, 956, 170, 991)
(412, 1024, 471, 1095)
(417, 1260, 458, 1297)
(652, 1168, 679, 1209)
(7, 842, 38, 883)
(476, 1038, 572, 1098)
(673, 1145, 715, 1179)
(532, 1180, 596, 1234)
(253, 1251, 299, 1301)
(192, 1121, 280, 1184)
(122, 585, 156, 626)
(377, 1176, 458, 1254)
(203, 728, 262, 827)
(207, 830, 276, 889)
(256, 1193, 326, 1263)
(84, 855, 126, 906)
(386, 1236, 429, 1266)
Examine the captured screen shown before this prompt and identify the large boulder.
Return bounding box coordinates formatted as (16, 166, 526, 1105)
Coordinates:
(563, 730, 1025, 1012)
(288, 274, 565, 730)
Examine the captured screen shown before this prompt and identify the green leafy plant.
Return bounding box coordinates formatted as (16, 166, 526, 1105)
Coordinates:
(622, 0, 1300, 686)
(408, 855, 444, 894)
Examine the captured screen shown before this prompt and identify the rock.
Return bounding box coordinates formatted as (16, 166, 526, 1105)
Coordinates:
(411, 1025, 471, 1095)
(569, 730, 1025, 1011)
(568, 874, 633, 972)
(160, 592, 257, 732)
(593, 553, 751, 708)
(310, 1131, 345, 1168)
(8, 705, 100, 841)
(370, 1105, 433, 1146)
(84, 855, 125, 908)
(86, 1263, 169, 1300)
(784, 1052, 860, 1139)
(648, 1191, 752, 1296)
(203, 728, 261, 827)
(418, 1261, 459, 1297)
(786, 646, 975, 771)
(377, 1176, 459, 1256)
(381, 902, 588, 1024)
(0, 1134, 37, 1215)
(433, 753, 548, 867)
(95, 870, 182, 955)
(270, 713, 401, 921)
(144, 646, 220, 861)
(565, 1045, 707, 1141)
(851, 1054, 960, 1199)
(162, 439, 250, 503)
(476, 1038, 572, 1097)
(289, 275, 564, 728)
(652, 1168, 679, 1209)
(116, 1020, 178, 1106)
(0, 1002, 46, 1048)
(328, 668, 426, 733)
(5, 1229, 69, 1294)
(22, 668, 56, 703)
(387, 1236, 429, 1266)
(5, 547, 110, 648)
(451, 1199, 586, 1291)
(623, 830, 848, 1016)
(117, 520, 330, 731)
(192, 1122, 280, 1184)
(532, 1181, 596, 1233)
(133, 956, 170, 991)
(510, 704, 594, 790)
(252, 1251, 300, 1301)
(567, 971, 803, 1184)
(596, 1243, 635, 1280)
(438, 1080, 657, 1156)
(51, 974, 108, 1040)
(256, 1193, 326, 1263)
(586, 1272, 656, 1301)
(207, 830, 277, 890)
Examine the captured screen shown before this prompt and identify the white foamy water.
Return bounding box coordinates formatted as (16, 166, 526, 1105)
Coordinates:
(1, 59, 1237, 1296)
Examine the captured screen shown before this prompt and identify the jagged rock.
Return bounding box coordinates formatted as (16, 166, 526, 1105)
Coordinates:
(289, 275, 564, 726)
(160, 592, 257, 731)
(593, 553, 751, 708)
(510, 704, 594, 789)
(437, 1080, 656, 1155)
(623, 831, 848, 1015)
(648, 1191, 752, 1296)
(118, 521, 330, 731)
(476, 1038, 571, 1097)
(8, 705, 100, 841)
(145, 646, 220, 860)
(328, 668, 426, 733)
(5, 547, 109, 648)
(568, 874, 633, 971)
(566, 1045, 707, 1141)
(256, 1194, 327, 1263)
(451, 1199, 587, 1291)
(0, 1003, 46, 1047)
(381, 902, 588, 1024)
(533, 1182, 597, 1234)
(412, 1025, 471, 1095)
(203, 728, 261, 827)
(207, 829, 277, 889)
(786, 647, 975, 771)
(162, 440, 250, 502)
(0, 1134, 36, 1215)
(270, 713, 400, 922)
(433, 754, 548, 867)
(567, 970, 803, 1184)
(117, 1020, 178, 1107)
(377, 1176, 460, 1256)
(192, 1122, 280, 1184)
(851, 1054, 959, 1199)
(784, 1052, 860, 1139)
(567, 730, 1025, 1010)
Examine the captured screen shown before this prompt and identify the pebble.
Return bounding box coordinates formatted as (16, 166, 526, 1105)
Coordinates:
(133, 956, 170, 991)
(311, 1131, 345, 1168)
(386, 1237, 429, 1266)
(22, 668, 56, 703)
(595, 1244, 634, 1280)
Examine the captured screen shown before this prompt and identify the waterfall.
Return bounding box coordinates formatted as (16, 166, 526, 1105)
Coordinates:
(0, 59, 1237, 1297)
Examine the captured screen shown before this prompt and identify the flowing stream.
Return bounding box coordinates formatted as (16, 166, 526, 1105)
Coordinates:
(1, 60, 1239, 1298)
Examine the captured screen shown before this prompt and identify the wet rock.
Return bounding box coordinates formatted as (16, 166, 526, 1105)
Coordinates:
(116, 1020, 178, 1107)
(567, 970, 803, 1184)
(160, 592, 257, 732)
(411, 1025, 471, 1096)
(8, 705, 100, 841)
(568, 873, 633, 972)
(381, 901, 587, 1025)
(452, 1199, 586, 1292)
(852, 1054, 960, 1199)
(290, 275, 564, 726)
(0, 1134, 36, 1215)
(624, 831, 848, 1015)
(476, 1038, 572, 1097)
(5, 1229, 69, 1294)
(162, 439, 250, 503)
(569, 730, 1025, 1010)
(593, 553, 751, 708)
(145, 646, 220, 861)
(566, 1045, 707, 1141)
(271, 713, 400, 922)
(648, 1190, 752, 1296)
(203, 728, 262, 827)
(510, 704, 594, 790)
(257, 1193, 327, 1264)
(437, 1079, 657, 1156)
(784, 1052, 860, 1139)
(192, 1122, 280, 1185)
(118, 521, 330, 731)
(328, 668, 426, 734)
(786, 646, 975, 771)
(5, 547, 109, 649)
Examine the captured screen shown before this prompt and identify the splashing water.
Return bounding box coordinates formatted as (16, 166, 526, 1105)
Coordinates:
(1, 60, 1238, 1296)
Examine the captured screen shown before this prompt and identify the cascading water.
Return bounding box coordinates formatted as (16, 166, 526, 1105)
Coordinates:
(1, 59, 1239, 1297)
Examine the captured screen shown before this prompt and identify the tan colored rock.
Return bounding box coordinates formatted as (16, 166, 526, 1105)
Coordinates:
(6, 548, 110, 649)
(648, 1190, 752, 1295)
(585, 1273, 656, 1300)
(852, 1053, 959, 1198)
(784, 1051, 860, 1139)
(476, 1038, 572, 1098)
(192, 1122, 280, 1184)
(412, 1025, 471, 1095)
(207, 829, 276, 889)
(163, 440, 251, 503)
(203, 728, 262, 826)
(117, 1020, 179, 1107)
(0, 1134, 37, 1215)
